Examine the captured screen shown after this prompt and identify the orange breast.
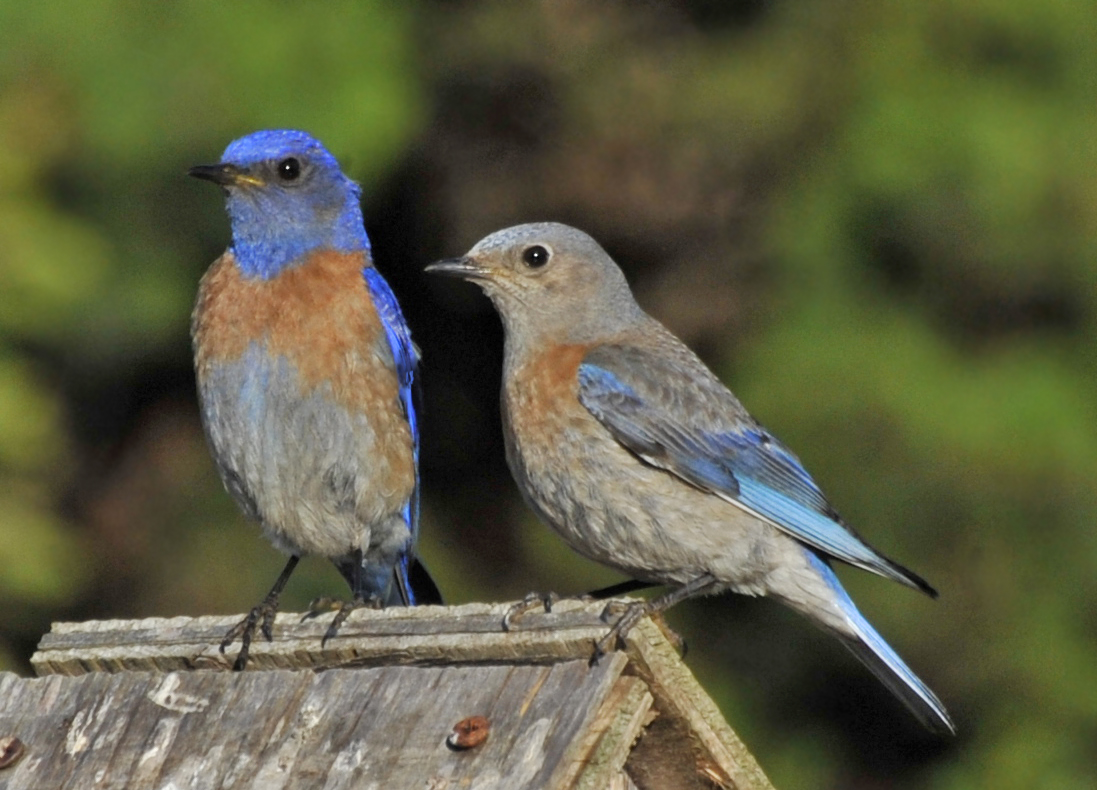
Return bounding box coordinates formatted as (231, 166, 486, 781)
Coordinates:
(506, 343, 592, 444)
(192, 249, 399, 417)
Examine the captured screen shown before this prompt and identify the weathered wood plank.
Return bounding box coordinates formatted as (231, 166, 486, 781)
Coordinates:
(20, 600, 776, 790)
(0, 654, 629, 790)
(606, 774, 642, 790)
(570, 676, 652, 790)
(31, 601, 620, 677)
(623, 618, 775, 790)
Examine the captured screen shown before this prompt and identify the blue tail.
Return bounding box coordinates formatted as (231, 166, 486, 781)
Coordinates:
(393, 555, 443, 607)
(808, 553, 955, 734)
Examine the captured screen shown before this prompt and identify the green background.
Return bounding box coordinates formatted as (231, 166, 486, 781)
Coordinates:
(2, 1, 1095, 786)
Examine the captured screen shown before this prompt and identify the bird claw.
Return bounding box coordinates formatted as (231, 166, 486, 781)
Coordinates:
(321, 595, 377, 647)
(260, 605, 278, 642)
(502, 591, 560, 631)
(219, 618, 247, 655)
(597, 599, 632, 623)
(216, 556, 298, 671)
(220, 595, 280, 671)
(591, 600, 651, 663)
(301, 596, 342, 622)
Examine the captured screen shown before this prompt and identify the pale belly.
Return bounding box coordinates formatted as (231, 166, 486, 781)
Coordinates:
(198, 343, 413, 561)
(503, 382, 781, 594)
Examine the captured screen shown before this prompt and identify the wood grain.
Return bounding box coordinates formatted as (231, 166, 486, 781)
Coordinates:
(10, 599, 776, 789)
(0, 657, 626, 789)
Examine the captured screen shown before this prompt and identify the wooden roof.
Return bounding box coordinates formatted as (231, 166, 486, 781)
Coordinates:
(0, 600, 775, 789)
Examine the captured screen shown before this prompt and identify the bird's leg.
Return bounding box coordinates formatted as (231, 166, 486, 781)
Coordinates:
(592, 573, 718, 662)
(318, 549, 382, 646)
(220, 554, 300, 671)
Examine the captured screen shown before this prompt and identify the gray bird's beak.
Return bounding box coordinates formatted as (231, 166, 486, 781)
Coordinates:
(188, 163, 264, 188)
(424, 257, 491, 281)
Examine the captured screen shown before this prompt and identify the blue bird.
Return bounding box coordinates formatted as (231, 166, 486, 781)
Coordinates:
(190, 129, 440, 669)
(427, 222, 954, 734)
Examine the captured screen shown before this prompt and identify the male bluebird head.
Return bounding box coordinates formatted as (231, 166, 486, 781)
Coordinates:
(428, 222, 954, 734)
(190, 130, 440, 669)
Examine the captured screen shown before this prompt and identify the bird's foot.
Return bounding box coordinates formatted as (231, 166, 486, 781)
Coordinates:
(591, 600, 652, 665)
(302, 596, 343, 620)
(321, 595, 382, 647)
(597, 599, 633, 622)
(220, 594, 281, 671)
(502, 591, 561, 631)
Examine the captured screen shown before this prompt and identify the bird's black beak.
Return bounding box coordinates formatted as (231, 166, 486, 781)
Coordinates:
(188, 163, 263, 188)
(424, 256, 490, 281)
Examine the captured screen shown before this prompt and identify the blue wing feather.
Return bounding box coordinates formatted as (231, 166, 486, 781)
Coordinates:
(577, 351, 934, 595)
(363, 266, 421, 604)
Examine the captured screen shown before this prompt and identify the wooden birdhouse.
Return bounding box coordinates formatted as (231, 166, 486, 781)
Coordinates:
(0, 600, 775, 789)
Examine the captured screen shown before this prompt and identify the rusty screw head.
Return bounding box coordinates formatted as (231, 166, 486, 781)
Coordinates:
(447, 716, 489, 750)
(0, 736, 24, 769)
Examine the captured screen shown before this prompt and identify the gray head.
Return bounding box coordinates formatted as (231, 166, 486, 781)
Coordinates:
(427, 223, 648, 348)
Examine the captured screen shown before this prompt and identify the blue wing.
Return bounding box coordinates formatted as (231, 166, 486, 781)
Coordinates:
(363, 266, 422, 605)
(576, 344, 935, 596)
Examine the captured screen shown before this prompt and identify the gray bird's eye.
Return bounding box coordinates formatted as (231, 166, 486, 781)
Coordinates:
(277, 157, 301, 181)
(522, 245, 550, 268)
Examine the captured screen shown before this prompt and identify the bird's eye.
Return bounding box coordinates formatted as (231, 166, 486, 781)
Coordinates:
(277, 158, 301, 181)
(522, 245, 550, 268)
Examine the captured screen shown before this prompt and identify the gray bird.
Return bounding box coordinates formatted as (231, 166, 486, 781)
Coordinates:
(427, 222, 954, 734)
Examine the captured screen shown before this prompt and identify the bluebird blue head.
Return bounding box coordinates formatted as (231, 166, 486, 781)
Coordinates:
(190, 130, 368, 279)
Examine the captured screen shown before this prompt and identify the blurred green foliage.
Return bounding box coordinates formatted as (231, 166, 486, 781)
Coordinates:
(1, 1, 1095, 787)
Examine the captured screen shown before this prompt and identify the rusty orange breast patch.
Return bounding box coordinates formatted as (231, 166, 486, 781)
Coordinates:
(192, 249, 399, 417)
(507, 343, 593, 441)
